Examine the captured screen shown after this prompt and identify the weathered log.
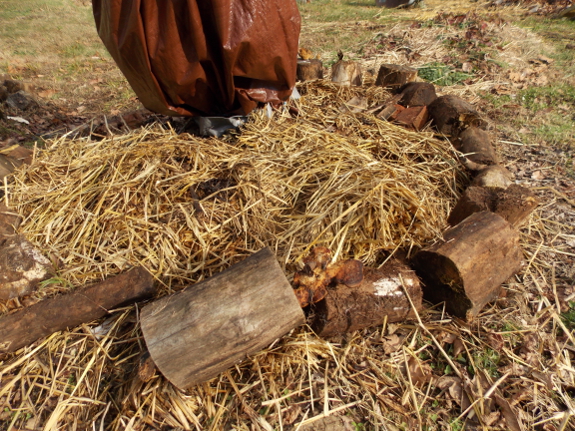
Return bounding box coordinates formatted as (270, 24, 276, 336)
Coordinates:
(428, 95, 487, 137)
(0, 266, 155, 353)
(448, 185, 538, 227)
(393, 105, 429, 131)
(331, 59, 362, 86)
(456, 127, 498, 167)
(375, 64, 417, 88)
(0, 235, 52, 301)
(398, 82, 437, 107)
(297, 59, 324, 81)
(413, 211, 522, 321)
(312, 260, 422, 337)
(141, 248, 305, 389)
(471, 165, 514, 188)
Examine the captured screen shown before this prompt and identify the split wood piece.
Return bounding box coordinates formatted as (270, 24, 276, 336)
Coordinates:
(393, 105, 429, 131)
(378, 104, 405, 121)
(412, 211, 522, 321)
(375, 64, 417, 89)
(0, 235, 52, 301)
(471, 165, 514, 188)
(297, 59, 324, 81)
(428, 95, 487, 137)
(448, 185, 538, 228)
(0, 266, 155, 354)
(331, 58, 362, 86)
(456, 127, 498, 167)
(398, 82, 437, 107)
(141, 247, 305, 389)
(312, 260, 422, 337)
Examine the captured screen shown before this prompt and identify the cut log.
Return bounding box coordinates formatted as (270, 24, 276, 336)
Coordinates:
(0, 235, 52, 301)
(393, 105, 429, 131)
(456, 127, 498, 167)
(312, 260, 422, 337)
(141, 248, 305, 389)
(398, 82, 437, 107)
(375, 64, 417, 89)
(428, 95, 487, 137)
(297, 59, 324, 81)
(471, 165, 514, 188)
(412, 211, 522, 321)
(331, 59, 362, 86)
(448, 185, 538, 227)
(0, 266, 155, 353)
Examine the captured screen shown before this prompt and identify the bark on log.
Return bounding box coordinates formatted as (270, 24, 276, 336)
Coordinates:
(331, 60, 362, 86)
(471, 165, 514, 188)
(448, 185, 538, 228)
(312, 260, 422, 337)
(456, 127, 498, 166)
(297, 59, 324, 81)
(375, 64, 417, 88)
(428, 95, 487, 137)
(141, 247, 305, 389)
(0, 235, 52, 300)
(398, 82, 437, 107)
(412, 211, 522, 321)
(0, 266, 155, 354)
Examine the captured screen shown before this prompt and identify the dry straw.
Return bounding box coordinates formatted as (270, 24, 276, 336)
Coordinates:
(0, 80, 571, 430)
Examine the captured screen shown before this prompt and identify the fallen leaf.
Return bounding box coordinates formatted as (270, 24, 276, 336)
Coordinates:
(495, 395, 524, 431)
(382, 334, 403, 354)
(531, 170, 545, 181)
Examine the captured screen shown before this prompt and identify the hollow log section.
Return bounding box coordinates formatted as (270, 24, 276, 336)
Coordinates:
(297, 59, 324, 81)
(312, 260, 422, 337)
(448, 185, 538, 227)
(412, 211, 522, 321)
(331, 60, 362, 86)
(141, 247, 305, 389)
(375, 64, 417, 88)
(0, 266, 156, 354)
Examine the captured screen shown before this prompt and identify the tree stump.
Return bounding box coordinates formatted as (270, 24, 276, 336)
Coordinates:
(428, 95, 487, 137)
(311, 260, 422, 337)
(412, 211, 522, 321)
(456, 127, 498, 167)
(297, 59, 324, 81)
(398, 82, 437, 107)
(331, 59, 362, 86)
(448, 185, 538, 227)
(141, 248, 305, 389)
(375, 64, 417, 88)
(0, 266, 155, 353)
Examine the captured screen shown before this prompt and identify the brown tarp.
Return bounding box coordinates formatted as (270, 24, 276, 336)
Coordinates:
(92, 0, 301, 117)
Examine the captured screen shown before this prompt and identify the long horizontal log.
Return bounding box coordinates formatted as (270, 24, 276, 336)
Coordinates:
(0, 266, 156, 354)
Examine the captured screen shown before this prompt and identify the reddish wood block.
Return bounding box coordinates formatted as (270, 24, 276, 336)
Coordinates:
(394, 105, 429, 131)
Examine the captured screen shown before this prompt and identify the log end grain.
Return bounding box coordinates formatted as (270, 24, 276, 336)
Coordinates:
(331, 60, 362, 86)
(471, 165, 514, 188)
(297, 59, 324, 81)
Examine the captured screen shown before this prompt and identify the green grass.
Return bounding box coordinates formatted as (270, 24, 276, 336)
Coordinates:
(561, 302, 575, 330)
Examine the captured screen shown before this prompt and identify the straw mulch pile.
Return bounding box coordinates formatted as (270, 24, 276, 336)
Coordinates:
(0, 81, 572, 430)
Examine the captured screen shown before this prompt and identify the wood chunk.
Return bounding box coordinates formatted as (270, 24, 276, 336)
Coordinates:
(448, 185, 538, 227)
(428, 95, 487, 137)
(0, 235, 52, 301)
(393, 105, 429, 131)
(413, 211, 522, 321)
(375, 64, 417, 88)
(457, 127, 498, 166)
(398, 82, 437, 107)
(471, 165, 514, 188)
(0, 266, 155, 353)
(377, 104, 405, 120)
(297, 59, 324, 81)
(312, 260, 422, 337)
(141, 248, 305, 389)
(331, 59, 362, 86)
